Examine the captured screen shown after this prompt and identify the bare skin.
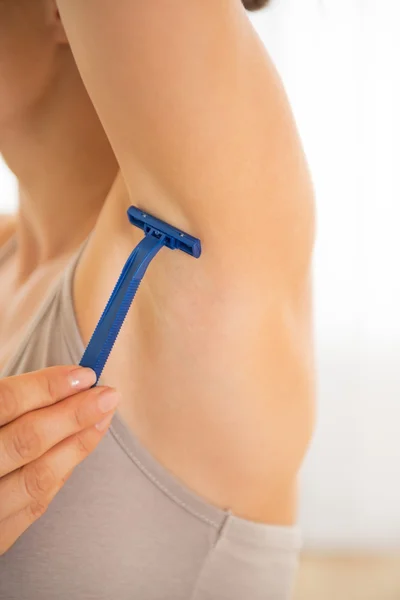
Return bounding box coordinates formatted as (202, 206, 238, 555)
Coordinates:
(0, 0, 315, 542)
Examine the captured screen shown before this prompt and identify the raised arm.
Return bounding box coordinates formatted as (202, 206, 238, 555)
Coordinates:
(58, 0, 315, 525)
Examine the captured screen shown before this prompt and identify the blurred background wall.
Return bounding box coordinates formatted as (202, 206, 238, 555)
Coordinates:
(0, 0, 399, 551)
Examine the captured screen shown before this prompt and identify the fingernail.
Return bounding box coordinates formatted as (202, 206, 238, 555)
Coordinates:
(97, 389, 120, 413)
(95, 413, 114, 432)
(69, 368, 97, 391)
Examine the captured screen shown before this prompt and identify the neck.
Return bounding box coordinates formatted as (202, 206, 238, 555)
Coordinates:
(0, 48, 118, 279)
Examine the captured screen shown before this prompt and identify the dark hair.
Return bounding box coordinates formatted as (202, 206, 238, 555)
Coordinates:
(242, 0, 270, 10)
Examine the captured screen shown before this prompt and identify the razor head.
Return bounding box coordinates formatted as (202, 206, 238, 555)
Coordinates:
(127, 206, 201, 258)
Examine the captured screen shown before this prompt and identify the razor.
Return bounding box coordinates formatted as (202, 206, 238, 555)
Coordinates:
(79, 206, 201, 382)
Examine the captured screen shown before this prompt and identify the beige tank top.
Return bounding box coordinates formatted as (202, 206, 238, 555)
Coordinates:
(0, 239, 301, 600)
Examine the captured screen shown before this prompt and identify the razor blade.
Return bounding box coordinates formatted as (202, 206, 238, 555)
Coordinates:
(80, 205, 202, 382)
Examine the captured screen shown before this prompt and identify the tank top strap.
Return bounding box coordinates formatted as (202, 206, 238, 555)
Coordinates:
(0, 234, 16, 266)
(0, 235, 90, 378)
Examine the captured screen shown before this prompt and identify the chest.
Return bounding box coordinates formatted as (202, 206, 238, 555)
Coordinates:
(0, 256, 70, 373)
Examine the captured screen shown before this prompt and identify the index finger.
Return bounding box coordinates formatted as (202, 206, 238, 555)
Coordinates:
(0, 366, 96, 427)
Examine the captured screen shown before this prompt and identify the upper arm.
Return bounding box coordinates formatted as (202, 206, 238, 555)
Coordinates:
(64, 0, 315, 524)
(56, 0, 313, 269)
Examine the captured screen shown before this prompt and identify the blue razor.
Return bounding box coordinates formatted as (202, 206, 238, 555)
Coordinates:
(79, 206, 201, 382)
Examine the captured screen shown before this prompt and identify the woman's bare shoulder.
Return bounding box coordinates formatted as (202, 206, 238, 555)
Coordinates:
(0, 214, 16, 248)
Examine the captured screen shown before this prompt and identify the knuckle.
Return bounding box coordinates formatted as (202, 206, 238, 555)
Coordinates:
(36, 371, 58, 404)
(23, 462, 57, 501)
(0, 380, 18, 422)
(72, 403, 86, 430)
(8, 419, 43, 461)
(27, 499, 49, 521)
(74, 432, 92, 457)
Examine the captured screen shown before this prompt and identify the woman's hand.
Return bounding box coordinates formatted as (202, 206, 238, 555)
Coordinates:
(0, 366, 119, 555)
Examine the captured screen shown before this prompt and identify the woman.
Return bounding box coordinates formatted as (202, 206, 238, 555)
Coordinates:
(0, 0, 315, 598)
